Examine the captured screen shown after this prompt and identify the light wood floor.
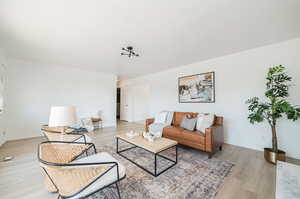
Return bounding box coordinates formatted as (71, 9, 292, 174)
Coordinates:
(0, 121, 299, 199)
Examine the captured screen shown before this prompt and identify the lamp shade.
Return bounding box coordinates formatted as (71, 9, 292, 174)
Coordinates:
(48, 106, 77, 127)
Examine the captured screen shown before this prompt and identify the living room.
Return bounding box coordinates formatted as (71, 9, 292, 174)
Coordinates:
(0, 1, 300, 199)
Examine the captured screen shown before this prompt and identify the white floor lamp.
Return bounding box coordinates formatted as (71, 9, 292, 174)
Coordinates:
(48, 106, 77, 133)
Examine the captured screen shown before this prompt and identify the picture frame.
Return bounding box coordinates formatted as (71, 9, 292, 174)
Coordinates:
(178, 72, 215, 103)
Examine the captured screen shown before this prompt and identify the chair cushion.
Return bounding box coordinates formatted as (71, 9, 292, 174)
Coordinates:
(69, 152, 126, 199)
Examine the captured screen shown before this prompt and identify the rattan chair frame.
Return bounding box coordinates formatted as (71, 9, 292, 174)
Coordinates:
(38, 141, 125, 199)
(41, 127, 87, 143)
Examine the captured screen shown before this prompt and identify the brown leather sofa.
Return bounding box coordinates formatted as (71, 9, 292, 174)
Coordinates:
(146, 112, 223, 158)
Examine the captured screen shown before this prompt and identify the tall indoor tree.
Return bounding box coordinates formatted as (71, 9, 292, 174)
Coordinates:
(246, 65, 300, 163)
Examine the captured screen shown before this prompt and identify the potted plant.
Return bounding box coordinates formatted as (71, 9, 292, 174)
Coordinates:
(246, 65, 300, 164)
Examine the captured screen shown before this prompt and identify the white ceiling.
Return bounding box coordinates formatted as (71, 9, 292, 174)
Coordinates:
(0, 0, 300, 80)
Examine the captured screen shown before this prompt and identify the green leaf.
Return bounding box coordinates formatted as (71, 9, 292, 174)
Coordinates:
(246, 65, 300, 126)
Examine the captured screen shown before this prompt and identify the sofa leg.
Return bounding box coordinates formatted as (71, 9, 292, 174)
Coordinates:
(208, 152, 213, 159)
(219, 145, 223, 151)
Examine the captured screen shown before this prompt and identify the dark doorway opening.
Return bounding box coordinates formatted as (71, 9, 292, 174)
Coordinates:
(117, 88, 121, 119)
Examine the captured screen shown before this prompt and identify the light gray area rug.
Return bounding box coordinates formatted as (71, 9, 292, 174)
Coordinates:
(89, 144, 234, 199)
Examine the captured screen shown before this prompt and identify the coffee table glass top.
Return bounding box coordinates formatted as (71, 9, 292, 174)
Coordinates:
(116, 134, 177, 153)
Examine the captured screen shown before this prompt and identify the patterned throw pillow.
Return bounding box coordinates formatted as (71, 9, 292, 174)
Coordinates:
(180, 116, 197, 131)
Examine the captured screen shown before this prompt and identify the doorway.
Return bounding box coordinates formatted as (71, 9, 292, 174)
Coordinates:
(119, 83, 150, 123)
(116, 88, 121, 119)
(120, 85, 132, 122)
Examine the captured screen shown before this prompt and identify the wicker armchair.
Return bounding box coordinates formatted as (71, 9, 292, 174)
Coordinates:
(38, 141, 126, 199)
(41, 125, 92, 143)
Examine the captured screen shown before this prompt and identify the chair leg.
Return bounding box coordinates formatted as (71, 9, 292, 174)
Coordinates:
(93, 145, 97, 153)
(219, 145, 223, 151)
(115, 182, 121, 199)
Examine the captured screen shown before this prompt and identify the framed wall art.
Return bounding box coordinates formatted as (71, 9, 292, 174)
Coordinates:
(178, 72, 215, 103)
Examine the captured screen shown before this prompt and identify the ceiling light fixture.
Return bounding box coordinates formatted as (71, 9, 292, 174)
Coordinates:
(121, 46, 139, 58)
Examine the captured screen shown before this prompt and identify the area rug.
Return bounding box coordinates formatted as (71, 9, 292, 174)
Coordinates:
(89, 144, 234, 199)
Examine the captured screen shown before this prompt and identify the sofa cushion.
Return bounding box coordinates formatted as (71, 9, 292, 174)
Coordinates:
(163, 126, 184, 137)
(180, 116, 197, 131)
(173, 112, 198, 126)
(182, 130, 205, 144)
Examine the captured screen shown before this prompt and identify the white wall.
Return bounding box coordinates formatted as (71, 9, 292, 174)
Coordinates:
(5, 59, 117, 140)
(132, 84, 150, 121)
(120, 38, 300, 159)
(0, 49, 7, 146)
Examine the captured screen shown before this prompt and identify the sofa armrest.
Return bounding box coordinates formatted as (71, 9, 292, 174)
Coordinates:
(145, 118, 155, 132)
(205, 125, 224, 153)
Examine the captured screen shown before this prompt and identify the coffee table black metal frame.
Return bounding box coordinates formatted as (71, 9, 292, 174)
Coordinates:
(116, 137, 177, 177)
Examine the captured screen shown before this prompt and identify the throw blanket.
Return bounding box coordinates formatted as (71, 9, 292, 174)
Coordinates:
(149, 111, 174, 136)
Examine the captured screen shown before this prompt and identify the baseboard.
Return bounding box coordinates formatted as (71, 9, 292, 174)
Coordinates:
(102, 122, 117, 128)
(6, 135, 44, 143)
(5, 123, 117, 143)
(133, 120, 145, 124)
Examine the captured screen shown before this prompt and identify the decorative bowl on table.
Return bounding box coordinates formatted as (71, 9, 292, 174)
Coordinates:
(143, 132, 157, 142)
(126, 130, 139, 138)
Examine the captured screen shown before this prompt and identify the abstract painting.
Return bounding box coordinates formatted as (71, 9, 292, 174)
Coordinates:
(178, 72, 215, 103)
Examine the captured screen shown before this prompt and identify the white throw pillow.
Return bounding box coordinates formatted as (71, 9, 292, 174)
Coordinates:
(81, 118, 94, 132)
(196, 113, 215, 133)
(154, 111, 168, 124)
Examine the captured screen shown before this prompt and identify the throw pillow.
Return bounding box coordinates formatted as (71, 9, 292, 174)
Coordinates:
(186, 113, 198, 119)
(196, 113, 215, 132)
(180, 116, 197, 131)
(154, 111, 168, 124)
(81, 118, 94, 132)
